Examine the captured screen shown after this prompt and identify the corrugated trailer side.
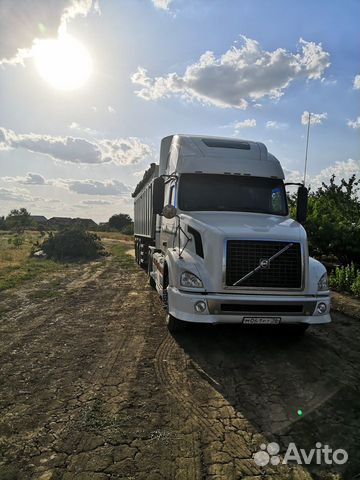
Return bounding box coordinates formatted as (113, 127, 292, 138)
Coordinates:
(134, 181, 154, 238)
(132, 163, 159, 268)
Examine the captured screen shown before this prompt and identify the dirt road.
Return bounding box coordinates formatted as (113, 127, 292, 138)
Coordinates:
(0, 247, 359, 480)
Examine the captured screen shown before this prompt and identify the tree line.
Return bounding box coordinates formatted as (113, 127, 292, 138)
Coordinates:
(0, 210, 134, 235)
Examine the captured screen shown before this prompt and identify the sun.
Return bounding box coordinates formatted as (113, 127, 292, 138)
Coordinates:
(33, 34, 93, 91)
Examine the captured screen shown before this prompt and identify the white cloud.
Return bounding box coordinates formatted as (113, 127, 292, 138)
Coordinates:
(55, 178, 131, 196)
(81, 199, 111, 205)
(283, 167, 303, 184)
(354, 74, 360, 90)
(107, 106, 116, 114)
(0, 186, 34, 202)
(1, 172, 46, 185)
(151, 0, 172, 10)
(347, 117, 360, 129)
(234, 119, 256, 129)
(1, 172, 132, 197)
(59, 0, 100, 35)
(131, 36, 330, 109)
(0, 0, 99, 66)
(25, 173, 46, 185)
(0, 127, 151, 165)
(301, 111, 328, 125)
(311, 159, 360, 189)
(69, 122, 98, 136)
(284, 159, 360, 189)
(266, 120, 288, 129)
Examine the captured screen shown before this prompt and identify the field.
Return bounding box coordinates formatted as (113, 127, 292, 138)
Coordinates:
(0, 231, 63, 292)
(0, 233, 359, 479)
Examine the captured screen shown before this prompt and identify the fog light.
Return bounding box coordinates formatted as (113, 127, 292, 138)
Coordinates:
(317, 302, 327, 314)
(194, 301, 206, 313)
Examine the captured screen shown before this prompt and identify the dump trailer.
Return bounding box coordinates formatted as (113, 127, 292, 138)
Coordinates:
(133, 134, 331, 332)
(133, 163, 159, 266)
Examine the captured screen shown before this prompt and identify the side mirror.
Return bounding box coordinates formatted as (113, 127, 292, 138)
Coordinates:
(153, 177, 164, 215)
(296, 185, 308, 224)
(163, 204, 177, 219)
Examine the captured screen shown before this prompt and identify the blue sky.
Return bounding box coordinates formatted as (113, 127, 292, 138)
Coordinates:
(0, 0, 359, 221)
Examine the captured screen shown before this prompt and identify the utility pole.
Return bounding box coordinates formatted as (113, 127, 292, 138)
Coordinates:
(303, 112, 311, 186)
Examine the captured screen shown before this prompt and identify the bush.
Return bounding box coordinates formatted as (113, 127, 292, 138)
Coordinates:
(5, 208, 31, 233)
(329, 263, 357, 291)
(40, 227, 105, 261)
(351, 275, 360, 297)
(121, 223, 134, 235)
(305, 175, 360, 265)
(329, 263, 360, 298)
(108, 213, 133, 231)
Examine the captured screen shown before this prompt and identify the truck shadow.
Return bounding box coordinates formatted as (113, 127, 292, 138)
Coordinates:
(172, 322, 360, 478)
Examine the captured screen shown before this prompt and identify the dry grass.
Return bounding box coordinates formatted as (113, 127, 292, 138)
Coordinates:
(0, 230, 134, 292)
(0, 231, 40, 270)
(96, 231, 134, 243)
(0, 231, 61, 291)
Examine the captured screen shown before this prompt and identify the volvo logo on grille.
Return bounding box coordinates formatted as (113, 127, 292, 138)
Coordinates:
(259, 258, 270, 269)
(232, 243, 294, 286)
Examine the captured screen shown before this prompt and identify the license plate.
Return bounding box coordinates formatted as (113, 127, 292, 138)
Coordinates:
(243, 317, 281, 325)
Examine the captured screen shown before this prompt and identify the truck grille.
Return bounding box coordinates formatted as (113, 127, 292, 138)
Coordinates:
(225, 240, 302, 289)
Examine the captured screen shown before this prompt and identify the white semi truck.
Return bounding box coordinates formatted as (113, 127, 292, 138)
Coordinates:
(133, 135, 331, 332)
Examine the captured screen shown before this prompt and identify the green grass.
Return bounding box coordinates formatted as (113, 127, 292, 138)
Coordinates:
(0, 231, 68, 292)
(0, 258, 63, 291)
(0, 230, 135, 292)
(111, 243, 136, 271)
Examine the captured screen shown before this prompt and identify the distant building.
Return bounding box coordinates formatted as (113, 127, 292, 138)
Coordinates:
(30, 215, 47, 224)
(72, 218, 98, 229)
(47, 217, 98, 229)
(47, 217, 73, 228)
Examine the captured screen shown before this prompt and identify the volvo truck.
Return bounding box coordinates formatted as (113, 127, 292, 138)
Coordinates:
(133, 135, 331, 332)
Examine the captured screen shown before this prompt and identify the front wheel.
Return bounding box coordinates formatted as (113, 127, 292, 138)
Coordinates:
(166, 313, 186, 333)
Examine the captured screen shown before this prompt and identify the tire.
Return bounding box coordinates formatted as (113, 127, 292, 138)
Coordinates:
(149, 275, 156, 290)
(135, 243, 139, 264)
(166, 313, 186, 333)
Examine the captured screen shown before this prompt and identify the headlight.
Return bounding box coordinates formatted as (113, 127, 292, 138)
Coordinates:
(318, 272, 328, 291)
(180, 271, 203, 288)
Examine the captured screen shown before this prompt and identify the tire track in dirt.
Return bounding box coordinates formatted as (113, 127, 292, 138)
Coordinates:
(0, 261, 148, 478)
(0, 261, 109, 359)
(155, 333, 203, 480)
(154, 332, 318, 479)
(155, 334, 264, 478)
(50, 269, 149, 451)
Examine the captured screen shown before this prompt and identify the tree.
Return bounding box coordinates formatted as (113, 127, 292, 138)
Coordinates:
(0, 216, 6, 230)
(305, 174, 360, 265)
(108, 213, 133, 231)
(121, 222, 134, 235)
(5, 208, 31, 233)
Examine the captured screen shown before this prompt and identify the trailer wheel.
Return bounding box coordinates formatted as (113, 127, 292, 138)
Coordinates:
(166, 313, 186, 333)
(134, 242, 138, 263)
(149, 276, 156, 290)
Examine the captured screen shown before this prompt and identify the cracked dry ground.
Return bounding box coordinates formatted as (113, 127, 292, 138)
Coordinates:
(0, 251, 360, 480)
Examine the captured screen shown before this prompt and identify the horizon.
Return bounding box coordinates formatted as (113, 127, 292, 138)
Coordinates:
(0, 0, 359, 222)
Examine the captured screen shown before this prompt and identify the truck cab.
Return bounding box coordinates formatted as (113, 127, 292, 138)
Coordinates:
(133, 134, 331, 332)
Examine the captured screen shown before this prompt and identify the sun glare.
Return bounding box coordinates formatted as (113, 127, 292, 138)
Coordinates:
(33, 34, 93, 91)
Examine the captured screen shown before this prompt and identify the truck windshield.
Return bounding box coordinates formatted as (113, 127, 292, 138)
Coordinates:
(178, 174, 288, 215)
